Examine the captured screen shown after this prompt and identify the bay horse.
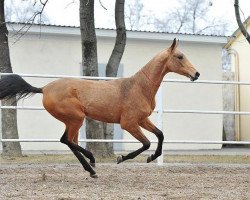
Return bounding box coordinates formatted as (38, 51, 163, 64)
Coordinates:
(0, 39, 199, 178)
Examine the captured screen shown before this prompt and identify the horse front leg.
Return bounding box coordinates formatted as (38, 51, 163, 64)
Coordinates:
(117, 124, 150, 164)
(139, 118, 164, 163)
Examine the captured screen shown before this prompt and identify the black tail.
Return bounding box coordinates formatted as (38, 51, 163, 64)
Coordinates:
(0, 74, 43, 101)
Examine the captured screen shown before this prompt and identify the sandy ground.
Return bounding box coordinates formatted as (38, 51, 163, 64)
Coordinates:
(0, 157, 249, 200)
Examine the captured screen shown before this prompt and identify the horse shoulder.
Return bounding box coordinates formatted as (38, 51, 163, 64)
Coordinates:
(119, 81, 153, 120)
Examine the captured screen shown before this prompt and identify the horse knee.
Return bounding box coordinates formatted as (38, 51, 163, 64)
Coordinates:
(155, 129, 164, 141)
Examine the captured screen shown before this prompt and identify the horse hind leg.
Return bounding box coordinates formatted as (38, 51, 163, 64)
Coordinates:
(59, 106, 96, 177)
(60, 126, 97, 178)
(72, 132, 96, 167)
(44, 95, 97, 177)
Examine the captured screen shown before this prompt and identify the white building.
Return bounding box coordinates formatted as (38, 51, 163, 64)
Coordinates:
(225, 17, 250, 143)
(0, 23, 227, 152)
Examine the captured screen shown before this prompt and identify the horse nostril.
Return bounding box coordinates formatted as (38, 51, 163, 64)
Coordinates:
(195, 72, 200, 77)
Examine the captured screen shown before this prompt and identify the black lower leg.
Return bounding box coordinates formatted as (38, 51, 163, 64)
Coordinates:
(69, 146, 96, 175)
(60, 131, 96, 176)
(118, 142, 150, 164)
(61, 131, 95, 164)
(148, 128, 164, 162)
(70, 143, 95, 164)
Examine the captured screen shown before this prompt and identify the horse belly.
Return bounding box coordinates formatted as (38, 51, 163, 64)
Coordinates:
(82, 92, 122, 123)
(73, 80, 123, 123)
(85, 102, 121, 123)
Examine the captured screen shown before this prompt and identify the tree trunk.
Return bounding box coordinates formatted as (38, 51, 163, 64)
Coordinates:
(234, 0, 250, 44)
(79, 0, 110, 157)
(106, 0, 126, 77)
(104, 0, 126, 154)
(0, 0, 22, 156)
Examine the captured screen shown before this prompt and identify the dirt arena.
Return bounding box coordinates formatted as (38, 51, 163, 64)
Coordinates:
(0, 154, 249, 200)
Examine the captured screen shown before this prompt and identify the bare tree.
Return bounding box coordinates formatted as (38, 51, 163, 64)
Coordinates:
(80, 0, 126, 157)
(106, 0, 126, 79)
(5, 0, 49, 24)
(105, 0, 126, 154)
(125, 0, 143, 30)
(125, 0, 152, 31)
(234, 0, 250, 44)
(6, 0, 49, 44)
(154, 3, 189, 33)
(153, 0, 228, 35)
(0, 0, 22, 156)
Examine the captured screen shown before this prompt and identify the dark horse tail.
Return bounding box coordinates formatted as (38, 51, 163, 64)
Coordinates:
(0, 74, 43, 101)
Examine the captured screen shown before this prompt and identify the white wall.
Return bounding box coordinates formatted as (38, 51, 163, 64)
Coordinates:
(0, 25, 226, 151)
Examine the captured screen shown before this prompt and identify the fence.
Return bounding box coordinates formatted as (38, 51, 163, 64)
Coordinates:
(0, 73, 250, 165)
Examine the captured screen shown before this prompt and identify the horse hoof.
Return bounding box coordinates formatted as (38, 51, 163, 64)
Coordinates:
(117, 155, 123, 164)
(90, 162, 95, 168)
(90, 173, 98, 178)
(147, 154, 153, 163)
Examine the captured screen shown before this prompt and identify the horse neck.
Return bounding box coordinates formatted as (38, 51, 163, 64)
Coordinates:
(133, 51, 170, 100)
(140, 52, 170, 90)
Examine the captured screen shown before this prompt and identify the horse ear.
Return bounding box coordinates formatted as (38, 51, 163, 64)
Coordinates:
(170, 38, 178, 52)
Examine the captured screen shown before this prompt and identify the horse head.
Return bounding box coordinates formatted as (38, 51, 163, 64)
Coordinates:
(165, 38, 200, 81)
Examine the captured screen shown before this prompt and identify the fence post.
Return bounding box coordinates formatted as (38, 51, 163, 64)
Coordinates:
(157, 86, 164, 165)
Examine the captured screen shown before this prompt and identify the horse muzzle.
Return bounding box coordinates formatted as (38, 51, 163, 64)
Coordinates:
(190, 72, 200, 81)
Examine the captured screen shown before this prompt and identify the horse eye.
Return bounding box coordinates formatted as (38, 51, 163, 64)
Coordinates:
(178, 55, 183, 60)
